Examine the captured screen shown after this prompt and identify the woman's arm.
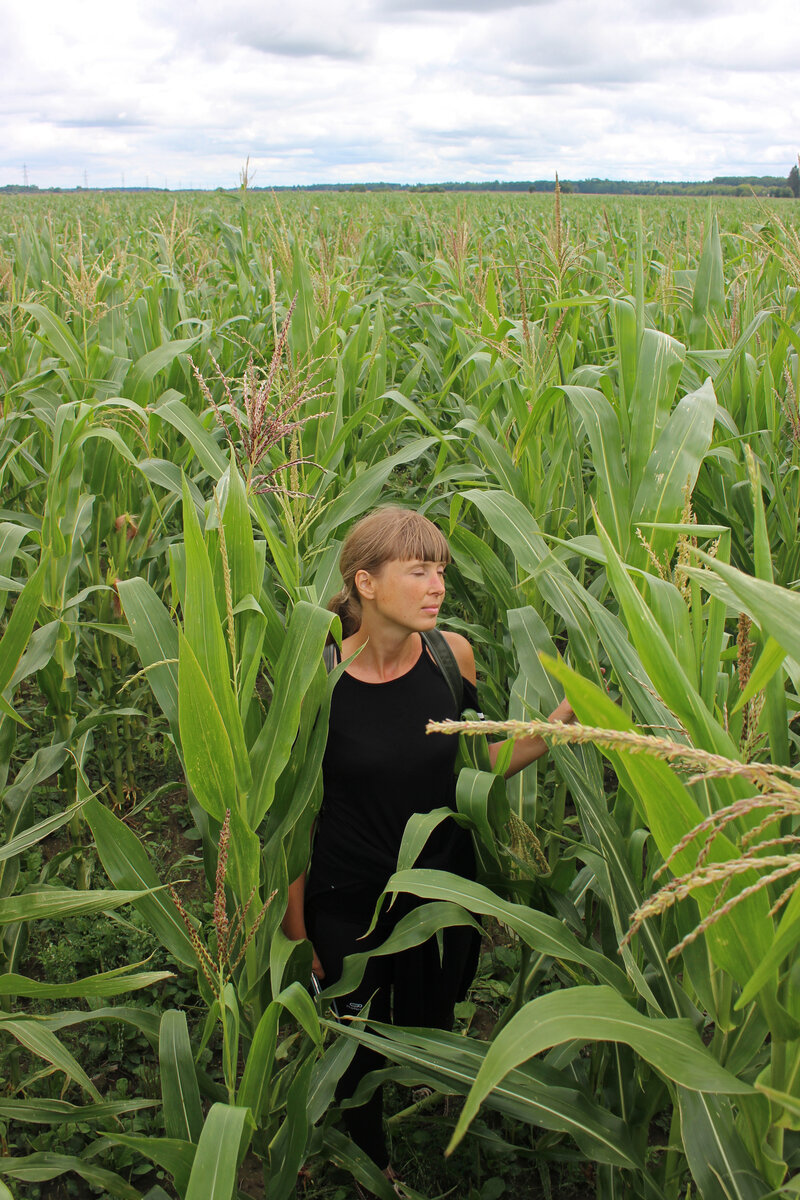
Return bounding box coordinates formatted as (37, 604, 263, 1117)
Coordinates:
(282, 873, 325, 978)
(442, 630, 576, 780)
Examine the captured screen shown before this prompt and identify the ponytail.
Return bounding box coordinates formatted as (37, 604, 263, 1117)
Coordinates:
(327, 585, 361, 641)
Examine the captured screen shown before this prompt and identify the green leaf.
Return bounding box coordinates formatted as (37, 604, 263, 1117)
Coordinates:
(0, 965, 172, 1000)
(322, 901, 481, 1003)
(678, 1088, 771, 1199)
(732, 636, 786, 714)
(690, 551, 800, 674)
(274, 981, 323, 1048)
(632, 378, 717, 539)
(21, 304, 85, 376)
(462, 489, 546, 578)
(85, 798, 197, 969)
(543, 655, 777, 1000)
(8, 619, 59, 689)
(248, 601, 336, 826)
(0, 1098, 158, 1123)
(0, 555, 47, 701)
(0, 886, 157, 925)
(690, 214, 724, 348)
(178, 633, 237, 822)
(314, 437, 437, 539)
(322, 1023, 643, 1173)
(237, 1002, 280, 1120)
(448, 985, 753, 1153)
(385, 869, 630, 993)
(124, 336, 199, 407)
(102, 1133, 195, 1196)
(0, 1019, 102, 1102)
(0, 790, 81, 865)
(116, 577, 180, 741)
(184, 1103, 250, 1200)
(155, 395, 229, 478)
(181, 477, 250, 796)
(266, 1052, 316, 1200)
(562, 385, 630, 555)
(628, 328, 686, 485)
(592, 512, 737, 756)
(159, 1010, 204, 1144)
(0, 1153, 139, 1197)
(323, 1127, 408, 1200)
(33, 1005, 161, 1045)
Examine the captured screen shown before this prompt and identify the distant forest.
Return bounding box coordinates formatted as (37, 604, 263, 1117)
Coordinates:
(3, 169, 799, 197)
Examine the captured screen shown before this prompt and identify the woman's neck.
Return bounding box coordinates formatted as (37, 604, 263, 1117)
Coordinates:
(342, 624, 421, 683)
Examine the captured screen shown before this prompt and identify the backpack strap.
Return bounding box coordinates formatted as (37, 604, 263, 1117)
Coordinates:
(323, 643, 339, 674)
(421, 629, 464, 714)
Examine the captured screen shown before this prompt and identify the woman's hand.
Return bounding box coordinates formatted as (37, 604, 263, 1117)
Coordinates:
(549, 697, 576, 724)
(312, 949, 325, 980)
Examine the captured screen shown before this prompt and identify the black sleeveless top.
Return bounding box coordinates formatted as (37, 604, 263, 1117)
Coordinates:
(306, 645, 478, 914)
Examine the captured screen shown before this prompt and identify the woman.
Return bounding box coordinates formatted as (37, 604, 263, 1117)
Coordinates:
(282, 507, 574, 1185)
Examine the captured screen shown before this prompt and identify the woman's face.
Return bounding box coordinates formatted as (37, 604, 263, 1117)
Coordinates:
(356, 557, 446, 632)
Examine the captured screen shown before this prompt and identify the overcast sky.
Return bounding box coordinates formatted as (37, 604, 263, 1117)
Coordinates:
(2, 0, 799, 189)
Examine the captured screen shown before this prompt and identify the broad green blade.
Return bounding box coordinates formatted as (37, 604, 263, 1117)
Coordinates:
(385, 868, 630, 992)
(117, 576, 180, 742)
(181, 477, 250, 797)
(178, 633, 237, 821)
(448, 984, 753, 1152)
(0, 1097, 158, 1123)
(103, 1133, 195, 1196)
(562, 385, 630, 555)
(628, 328, 686, 485)
(0, 555, 47, 701)
(184, 1103, 250, 1200)
(266, 1052, 316, 1200)
(248, 600, 336, 826)
(0, 886, 156, 925)
(159, 1010, 204, 1144)
(0, 966, 172, 1000)
(689, 552, 800, 667)
(124, 335, 199, 407)
(678, 1088, 771, 1199)
(0, 1153, 140, 1197)
(0, 788, 81, 864)
(322, 1021, 643, 1172)
(631, 378, 716, 545)
(0, 1018, 102, 1102)
(85, 799, 197, 968)
(237, 1001, 280, 1120)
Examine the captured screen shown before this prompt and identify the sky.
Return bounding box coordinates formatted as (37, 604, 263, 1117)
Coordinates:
(2, 0, 799, 189)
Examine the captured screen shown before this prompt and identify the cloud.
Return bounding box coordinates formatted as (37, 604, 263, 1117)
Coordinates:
(55, 113, 150, 129)
(382, 0, 546, 12)
(1, 0, 797, 188)
(149, 0, 374, 62)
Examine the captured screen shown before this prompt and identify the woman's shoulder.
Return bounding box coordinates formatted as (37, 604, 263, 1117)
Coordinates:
(438, 631, 477, 685)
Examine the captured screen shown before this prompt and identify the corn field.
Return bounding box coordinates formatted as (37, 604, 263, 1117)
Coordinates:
(1, 187, 800, 1200)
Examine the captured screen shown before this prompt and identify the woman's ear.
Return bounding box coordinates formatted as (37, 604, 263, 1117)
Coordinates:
(354, 569, 374, 600)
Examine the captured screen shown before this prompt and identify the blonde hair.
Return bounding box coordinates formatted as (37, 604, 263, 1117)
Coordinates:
(327, 507, 451, 638)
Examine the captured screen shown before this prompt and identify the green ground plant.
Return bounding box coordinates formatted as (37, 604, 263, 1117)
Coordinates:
(0, 189, 798, 1199)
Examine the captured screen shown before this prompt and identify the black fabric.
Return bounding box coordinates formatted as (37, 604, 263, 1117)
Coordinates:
(307, 646, 478, 909)
(305, 640, 481, 1166)
(306, 892, 480, 1167)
